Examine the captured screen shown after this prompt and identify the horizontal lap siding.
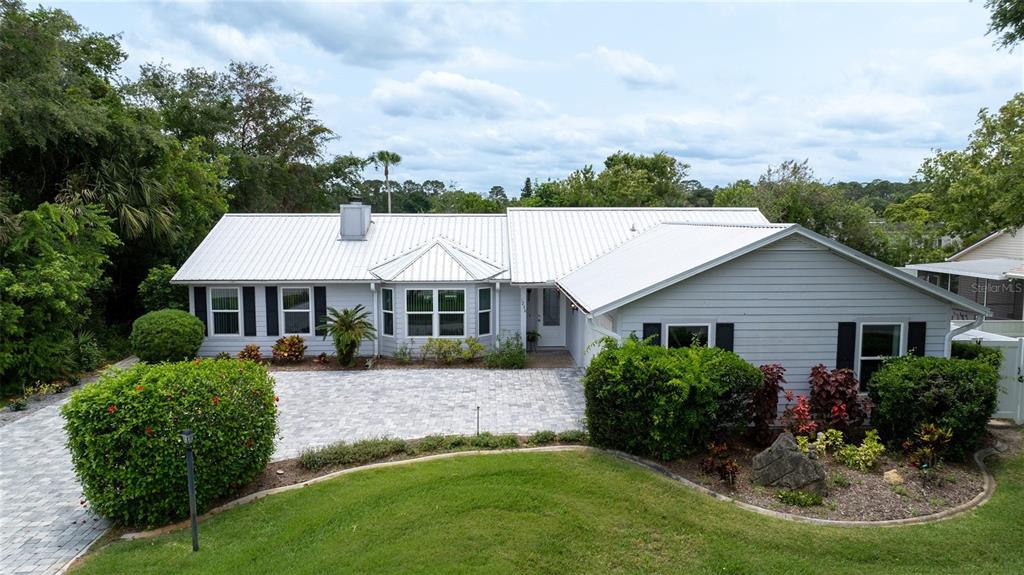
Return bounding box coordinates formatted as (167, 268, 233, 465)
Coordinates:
(615, 236, 952, 394)
(499, 284, 522, 339)
(196, 284, 374, 358)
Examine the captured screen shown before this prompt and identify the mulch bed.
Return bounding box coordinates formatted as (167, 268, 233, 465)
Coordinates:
(663, 439, 986, 521)
(264, 356, 490, 371)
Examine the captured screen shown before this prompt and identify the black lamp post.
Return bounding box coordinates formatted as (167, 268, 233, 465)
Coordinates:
(181, 429, 199, 552)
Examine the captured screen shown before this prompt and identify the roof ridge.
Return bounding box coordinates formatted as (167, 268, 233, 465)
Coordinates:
(662, 222, 792, 229)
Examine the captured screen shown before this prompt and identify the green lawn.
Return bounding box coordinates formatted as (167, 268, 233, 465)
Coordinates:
(74, 447, 1024, 575)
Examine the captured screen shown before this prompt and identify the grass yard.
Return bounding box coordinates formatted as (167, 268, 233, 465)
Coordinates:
(74, 448, 1024, 575)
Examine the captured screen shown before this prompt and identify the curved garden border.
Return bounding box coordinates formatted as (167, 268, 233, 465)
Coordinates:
(117, 444, 999, 542)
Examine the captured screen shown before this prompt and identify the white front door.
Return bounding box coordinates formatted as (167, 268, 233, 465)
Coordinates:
(536, 288, 565, 347)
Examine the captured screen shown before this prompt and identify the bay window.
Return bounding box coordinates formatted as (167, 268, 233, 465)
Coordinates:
(405, 288, 466, 337)
(407, 289, 434, 336)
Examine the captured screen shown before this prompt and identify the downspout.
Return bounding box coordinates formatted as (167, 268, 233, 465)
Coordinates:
(944, 312, 984, 357)
(494, 281, 501, 340)
(371, 283, 379, 357)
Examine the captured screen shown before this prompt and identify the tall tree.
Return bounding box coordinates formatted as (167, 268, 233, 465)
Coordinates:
(521, 177, 533, 198)
(367, 150, 402, 213)
(488, 185, 509, 205)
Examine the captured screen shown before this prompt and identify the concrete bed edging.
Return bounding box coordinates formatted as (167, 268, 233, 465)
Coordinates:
(117, 444, 999, 542)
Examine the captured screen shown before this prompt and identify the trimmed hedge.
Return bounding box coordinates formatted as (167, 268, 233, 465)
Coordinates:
(583, 337, 763, 460)
(951, 341, 1003, 369)
(62, 359, 277, 527)
(129, 309, 205, 363)
(869, 355, 999, 459)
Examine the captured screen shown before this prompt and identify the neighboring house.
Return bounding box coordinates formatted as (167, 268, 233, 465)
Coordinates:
(906, 228, 1024, 320)
(173, 203, 989, 393)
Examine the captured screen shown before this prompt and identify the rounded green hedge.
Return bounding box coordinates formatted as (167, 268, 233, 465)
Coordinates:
(130, 309, 205, 363)
(61, 359, 278, 527)
(583, 337, 763, 460)
(869, 355, 999, 459)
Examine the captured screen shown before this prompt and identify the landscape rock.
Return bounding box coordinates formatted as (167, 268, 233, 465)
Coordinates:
(883, 469, 903, 485)
(752, 432, 828, 495)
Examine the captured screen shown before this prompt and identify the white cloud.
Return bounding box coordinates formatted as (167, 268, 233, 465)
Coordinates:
(591, 47, 677, 90)
(371, 71, 549, 119)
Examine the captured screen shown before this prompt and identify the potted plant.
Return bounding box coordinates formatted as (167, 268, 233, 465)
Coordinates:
(526, 331, 541, 352)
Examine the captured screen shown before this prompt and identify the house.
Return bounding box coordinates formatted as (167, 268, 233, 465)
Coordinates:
(172, 203, 989, 393)
(905, 228, 1024, 320)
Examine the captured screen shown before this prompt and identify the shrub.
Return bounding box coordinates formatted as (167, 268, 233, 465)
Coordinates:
(61, 360, 277, 526)
(815, 428, 845, 455)
(138, 265, 188, 312)
(583, 337, 762, 460)
(237, 344, 262, 362)
(484, 333, 527, 369)
(7, 397, 27, 411)
(272, 335, 307, 363)
(951, 341, 1003, 369)
(836, 430, 885, 472)
(421, 338, 463, 365)
(462, 336, 485, 361)
(556, 429, 589, 443)
(395, 341, 413, 365)
(751, 363, 785, 445)
(215, 352, 231, 360)
(318, 305, 376, 366)
(869, 355, 998, 458)
(469, 432, 519, 449)
(299, 437, 410, 471)
(808, 365, 868, 431)
(528, 430, 558, 446)
(781, 394, 817, 436)
(904, 423, 954, 470)
(71, 331, 103, 373)
(129, 309, 205, 363)
(776, 490, 823, 507)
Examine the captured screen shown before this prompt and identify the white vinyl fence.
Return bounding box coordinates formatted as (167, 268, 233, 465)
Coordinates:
(954, 326, 1024, 424)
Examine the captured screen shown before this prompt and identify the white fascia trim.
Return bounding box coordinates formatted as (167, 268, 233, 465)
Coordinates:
(947, 230, 1003, 261)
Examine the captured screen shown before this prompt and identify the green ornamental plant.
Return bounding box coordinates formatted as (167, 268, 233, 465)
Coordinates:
(484, 333, 527, 369)
(421, 338, 463, 365)
(129, 309, 205, 363)
(318, 305, 376, 366)
(272, 336, 307, 363)
(61, 359, 278, 526)
(836, 430, 885, 472)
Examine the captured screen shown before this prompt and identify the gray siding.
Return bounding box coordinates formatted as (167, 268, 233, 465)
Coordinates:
(614, 235, 953, 394)
(956, 229, 1024, 261)
(498, 284, 523, 340)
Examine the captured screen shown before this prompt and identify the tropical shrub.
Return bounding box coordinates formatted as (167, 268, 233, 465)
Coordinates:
(462, 336, 485, 361)
(61, 359, 277, 526)
(583, 337, 762, 460)
(814, 428, 846, 455)
(808, 364, 868, 431)
(318, 305, 376, 366)
(484, 333, 527, 369)
(836, 430, 885, 472)
(237, 344, 262, 362)
(137, 265, 188, 312)
(272, 335, 306, 363)
(904, 423, 954, 470)
(71, 331, 103, 373)
(421, 338, 462, 365)
(781, 393, 817, 436)
(951, 341, 1003, 369)
(129, 309, 205, 363)
(869, 355, 998, 458)
(751, 363, 785, 445)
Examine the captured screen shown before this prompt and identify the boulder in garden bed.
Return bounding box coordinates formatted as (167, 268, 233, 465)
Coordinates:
(752, 432, 828, 495)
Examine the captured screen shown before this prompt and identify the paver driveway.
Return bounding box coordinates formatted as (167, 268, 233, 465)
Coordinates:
(0, 367, 584, 574)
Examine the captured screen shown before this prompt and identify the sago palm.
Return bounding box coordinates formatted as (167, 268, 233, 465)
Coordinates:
(318, 305, 376, 366)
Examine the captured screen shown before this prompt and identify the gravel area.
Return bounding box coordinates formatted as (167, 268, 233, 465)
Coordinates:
(666, 441, 986, 521)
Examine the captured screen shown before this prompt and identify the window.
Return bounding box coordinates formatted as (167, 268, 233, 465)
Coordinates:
(381, 288, 394, 336)
(542, 288, 560, 326)
(859, 323, 902, 390)
(210, 287, 240, 335)
(478, 288, 492, 336)
(407, 289, 434, 336)
(281, 287, 312, 334)
(665, 324, 710, 348)
(438, 290, 465, 336)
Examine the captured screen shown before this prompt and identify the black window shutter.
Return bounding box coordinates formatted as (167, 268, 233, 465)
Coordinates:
(265, 286, 279, 336)
(907, 322, 927, 356)
(836, 322, 856, 370)
(715, 323, 734, 352)
(642, 323, 662, 346)
(193, 286, 208, 336)
(242, 287, 256, 336)
(314, 286, 327, 336)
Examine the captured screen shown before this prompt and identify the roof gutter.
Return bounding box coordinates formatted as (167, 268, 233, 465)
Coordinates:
(945, 313, 986, 357)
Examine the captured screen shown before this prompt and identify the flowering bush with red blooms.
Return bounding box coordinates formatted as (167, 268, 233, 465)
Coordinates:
(61, 359, 277, 527)
(808, 364, 868, 431)
(750, 363, 786, 445)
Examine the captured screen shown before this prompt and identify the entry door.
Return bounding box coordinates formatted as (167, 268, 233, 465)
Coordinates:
(536, 288, 566, 347)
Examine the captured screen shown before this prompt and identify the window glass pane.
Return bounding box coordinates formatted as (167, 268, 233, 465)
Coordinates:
(382, 289, 393, 311)
(282, 288, 309, 311)
(861, 324, 900, 357)
(478, 311, 491, 335)
(407, 290, 433, 312)
(213, 311, 239, 334)
(284, 311, 310, 334)
(439, 290, 464, 312)
(667, 325, 708, 348)
(408, 314, 433, 336)
(478, 288, 491, 311)
(859, 359, 883, 391)
(439, 313, 464, 336)
(383, 312, 394, 336)
(211, 288, 238, 311)
(542, 289, 560, 326)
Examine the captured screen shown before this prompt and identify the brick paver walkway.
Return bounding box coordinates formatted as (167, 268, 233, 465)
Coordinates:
(0, 367, 585, 573)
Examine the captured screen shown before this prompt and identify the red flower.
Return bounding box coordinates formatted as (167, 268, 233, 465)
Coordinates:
(144, 427, 154, 435)
(135, 385, 144, 392)
(211, 396, 221, 405)
(274, 395, 280, 403)
(107, 404, 117, 414)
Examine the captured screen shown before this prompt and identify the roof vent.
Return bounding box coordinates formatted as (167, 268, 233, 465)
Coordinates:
(339, 201, 371, 241)
(629, 223, 637, 232)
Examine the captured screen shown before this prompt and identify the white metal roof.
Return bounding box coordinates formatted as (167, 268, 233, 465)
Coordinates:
(369, 237, 504, 282)
(506, 207, 770, 284)
(905, 258, 1022, 281)
(172, 213, 509, 282)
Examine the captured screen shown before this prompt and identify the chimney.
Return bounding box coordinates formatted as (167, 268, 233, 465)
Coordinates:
(339, 201, 371, 241)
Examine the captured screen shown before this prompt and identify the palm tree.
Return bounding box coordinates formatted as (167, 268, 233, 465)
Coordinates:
(367, 150, 402, 213)
(317, 305, 377, 366)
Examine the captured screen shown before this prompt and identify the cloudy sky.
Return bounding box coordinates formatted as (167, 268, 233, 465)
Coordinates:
(52, 1, 1022, 194)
